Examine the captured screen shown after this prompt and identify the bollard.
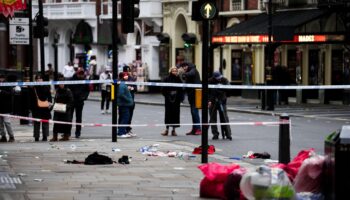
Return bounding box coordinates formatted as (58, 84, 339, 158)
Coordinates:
(279, 113, 290, 164)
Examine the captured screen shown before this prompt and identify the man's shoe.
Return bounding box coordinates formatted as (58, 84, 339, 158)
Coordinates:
(75, 132, 81, 138)
(34, 137, 39, 142)
(226, 136, 232, 141)
(42, 136, 47, 141)
(8, 137, 15, 142)
(101, 110, 105, 114)
(212, 135, 219, 140)
(0, 136, 7, 142)
(194, 130, 202, 135)
(118, 134, 131, 138)
(185, 130, 194, 135)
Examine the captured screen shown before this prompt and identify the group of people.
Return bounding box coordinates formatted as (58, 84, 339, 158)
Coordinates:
(0, 61, 232, 142)
(32, 66, 90, 142)
(161, 62, 232, 140)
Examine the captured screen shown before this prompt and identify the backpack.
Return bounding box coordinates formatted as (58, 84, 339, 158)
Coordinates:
(84, 152, 113, 165)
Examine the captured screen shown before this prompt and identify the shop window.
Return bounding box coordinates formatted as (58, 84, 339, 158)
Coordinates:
(331, 49, 343, 85)
(287, 50, 298, 85)
(176, 47, 194, 65)
(309, 50, 319, 85)
(231, 50, 242, 82)
(159, 45, 170, 78)
(243, 51, 253, 85)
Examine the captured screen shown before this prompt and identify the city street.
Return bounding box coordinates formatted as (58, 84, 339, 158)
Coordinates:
(73, 95, 349, 160)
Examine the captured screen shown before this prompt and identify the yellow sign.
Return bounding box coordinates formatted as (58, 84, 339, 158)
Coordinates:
(111, 84, 115, 100)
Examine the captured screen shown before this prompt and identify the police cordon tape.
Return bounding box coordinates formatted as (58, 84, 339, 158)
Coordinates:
(0, 114, 290, 127)
(0, 79, 350, 90)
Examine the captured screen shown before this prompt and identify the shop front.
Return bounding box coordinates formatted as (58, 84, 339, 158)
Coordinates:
(212, 9, 349, 104)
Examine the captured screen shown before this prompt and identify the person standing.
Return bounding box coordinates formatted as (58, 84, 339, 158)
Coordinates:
(123, 65, 137, 135)
(45, 63, 54, 81)
(208, 71, 232, 140)
(117, 72, 134, 138)
(51, 74, 74, 141)
(99, 66, 113, 114)
(181, 62, 202, 135)
(69, 68, 90, 138)
(160, 67, 183, 136)
(62, 62, 75, 80)
(0, 74, 15, 142)
(30, 74, 52, 141)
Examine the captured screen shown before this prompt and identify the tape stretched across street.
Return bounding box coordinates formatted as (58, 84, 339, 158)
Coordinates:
(0, 114, 289, 128)
(0, 79, 350, 90)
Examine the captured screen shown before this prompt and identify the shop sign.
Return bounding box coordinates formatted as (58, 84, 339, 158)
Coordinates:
(9, 17, 29, 45)
(212, 34, 345, 44)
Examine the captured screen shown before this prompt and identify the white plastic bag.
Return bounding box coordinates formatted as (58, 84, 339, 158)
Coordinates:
(240, 165, 296, 200)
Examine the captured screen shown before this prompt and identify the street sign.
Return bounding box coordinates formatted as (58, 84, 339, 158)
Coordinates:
(200, 1, 217, 20)
(9, 17, 29, 45)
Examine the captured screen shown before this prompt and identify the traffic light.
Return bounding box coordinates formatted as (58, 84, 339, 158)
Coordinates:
(191, 0, 218, 21)
(182, 33, 196, 48)
(121, 0, 140, 33)
(33, 14, 48, 38)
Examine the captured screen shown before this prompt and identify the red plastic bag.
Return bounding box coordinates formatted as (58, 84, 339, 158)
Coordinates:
(198, 162, 240, 199)
(272, 148, 314, 182)
(224, 168, 248, 200)
(293, 155, 325, 193)
(192, 145, 215, 154)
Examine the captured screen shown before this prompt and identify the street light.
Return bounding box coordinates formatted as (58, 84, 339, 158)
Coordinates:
(262, 0, 278, 111)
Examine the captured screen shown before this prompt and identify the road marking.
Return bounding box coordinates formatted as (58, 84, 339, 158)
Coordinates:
(0, 172, 22, 189)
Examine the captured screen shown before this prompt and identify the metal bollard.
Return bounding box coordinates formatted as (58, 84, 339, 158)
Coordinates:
(279, 113, 290, 164)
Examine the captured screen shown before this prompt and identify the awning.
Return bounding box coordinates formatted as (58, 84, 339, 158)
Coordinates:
(212, 9, 345, 44)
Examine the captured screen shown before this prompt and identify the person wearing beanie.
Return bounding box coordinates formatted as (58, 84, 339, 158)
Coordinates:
(116, 72, 134, 138)
(122, 64, 137, 135)
(208, 71, 232, 140)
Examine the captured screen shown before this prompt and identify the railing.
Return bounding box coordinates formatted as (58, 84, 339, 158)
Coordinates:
(230, 0, 287, 12)
(32, 2, 96, 19)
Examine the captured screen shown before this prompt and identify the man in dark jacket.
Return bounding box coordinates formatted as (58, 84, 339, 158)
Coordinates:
(70, 68, 90, 138)
(0, 74, 15, 142)
(181, 62, 202, 135)
(208, 71, 232, 140)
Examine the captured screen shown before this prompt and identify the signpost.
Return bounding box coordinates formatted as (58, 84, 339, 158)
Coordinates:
(193, 0, 218, 164)
(9, 17, 29, 45)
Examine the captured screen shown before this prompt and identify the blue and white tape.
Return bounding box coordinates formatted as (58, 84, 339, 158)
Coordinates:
(1, 79, 350, 90)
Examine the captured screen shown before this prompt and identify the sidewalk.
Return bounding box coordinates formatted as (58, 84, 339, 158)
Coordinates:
(0, 122, 255, 200)
(88, 91, 347, 117)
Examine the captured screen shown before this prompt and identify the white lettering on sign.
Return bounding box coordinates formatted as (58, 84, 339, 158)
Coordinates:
(9, 18, 29, 45)
(298, 35, 315, 42)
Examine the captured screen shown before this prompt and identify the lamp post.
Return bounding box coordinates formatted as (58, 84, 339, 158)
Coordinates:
(53, 32, 60, 81)
(262, 0, 277, 111)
